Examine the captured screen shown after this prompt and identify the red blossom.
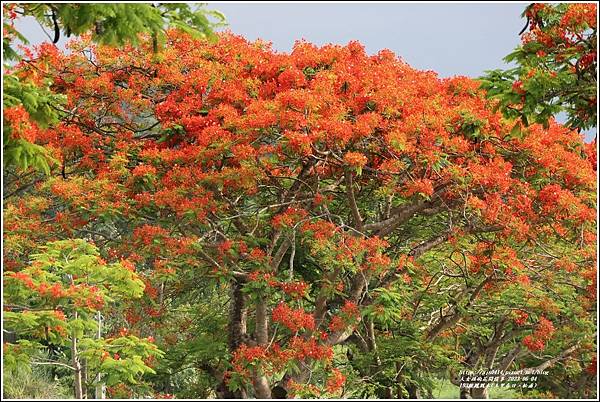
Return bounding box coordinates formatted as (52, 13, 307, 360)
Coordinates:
(404, 178, 434, 197)
(272, 302, 315, 332)
(326, 369, 346, 394)
(343, 151, 368, 168)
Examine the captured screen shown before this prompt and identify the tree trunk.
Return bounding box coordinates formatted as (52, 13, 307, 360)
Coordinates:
(219, 280, 248, 399)
(94, 311, 106, 399)
(252, 375, 272, 399)
(71, 311, 83, 399)
(471, 387, 489, 399)
(499, 345, 522, 370)
(426, 311, 461, 341)
(406, 382, 421, 399)
(394, 361, 403, 398)
(460, 387, 472, 399)
(4, 330, 17, 344)
(81, 358, 88, 398)
(255, 295, 268, 345)
(228, 281, 247, 351)
(252, 295, 272, 398)
(366, 319, 381, 368)
(574, 371, 591, 398)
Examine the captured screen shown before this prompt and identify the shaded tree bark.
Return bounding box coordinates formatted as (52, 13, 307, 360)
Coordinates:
(71, 311, 83, 399)
(252, 295, 271, 399)
(228, 281, 248, 351)
(219, 280, 248, 399)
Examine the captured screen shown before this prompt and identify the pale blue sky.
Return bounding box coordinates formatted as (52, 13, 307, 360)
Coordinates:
(14, 2, 527, 78)
(210, 2, 526, 78)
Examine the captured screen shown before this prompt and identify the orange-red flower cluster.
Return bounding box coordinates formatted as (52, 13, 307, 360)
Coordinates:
(522, 316, 555, 352)
(272, 302, 315, 332)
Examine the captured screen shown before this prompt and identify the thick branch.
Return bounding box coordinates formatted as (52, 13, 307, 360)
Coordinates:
(499, 344, 524, 371)
(408, 232, 451, 258)
(325, 271, 372, 345)
(255, 296, 268, 346)
(271, 238, 291, 271)
(345, 170, 363, 232)
(425, 275, 493, 341)
(314, 267, 342, 326)
(533, 344, 580, 372)
(363, 198, 431, 235)
(31, 360, 76, 371)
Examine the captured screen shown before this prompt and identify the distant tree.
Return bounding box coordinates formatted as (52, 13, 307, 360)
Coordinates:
(3, 239, 163, 398)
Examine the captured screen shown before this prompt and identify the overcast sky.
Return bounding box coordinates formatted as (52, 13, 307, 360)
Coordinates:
(14, 2, 526, 77)
(12, 2, 596, 139)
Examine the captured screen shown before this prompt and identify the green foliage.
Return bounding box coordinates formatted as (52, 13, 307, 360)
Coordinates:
(2, 21, 28, 61)
(430, 378, 518, 399)
(3, 74, 65, 175)
(363, 287, 405, 329)
(80, 336, 164, 386)
(158, 3, 226, 41)
(3, 239, 157, 392)
(4, 239, 145, 311)
(2, 139, 54, 175)
(8, 3, 225, 48)
(3, 340, 43, 374)
(3, 75, 65, 127)
(479, 68, 564, 129)
(479, 3, 597, 131)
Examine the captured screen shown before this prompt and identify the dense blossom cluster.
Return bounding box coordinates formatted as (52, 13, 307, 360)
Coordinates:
(230, 335, 333, 379)
(4, 105, 41, 142)
(272, 302, 315, 332)
(522, 317, 556, 352)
